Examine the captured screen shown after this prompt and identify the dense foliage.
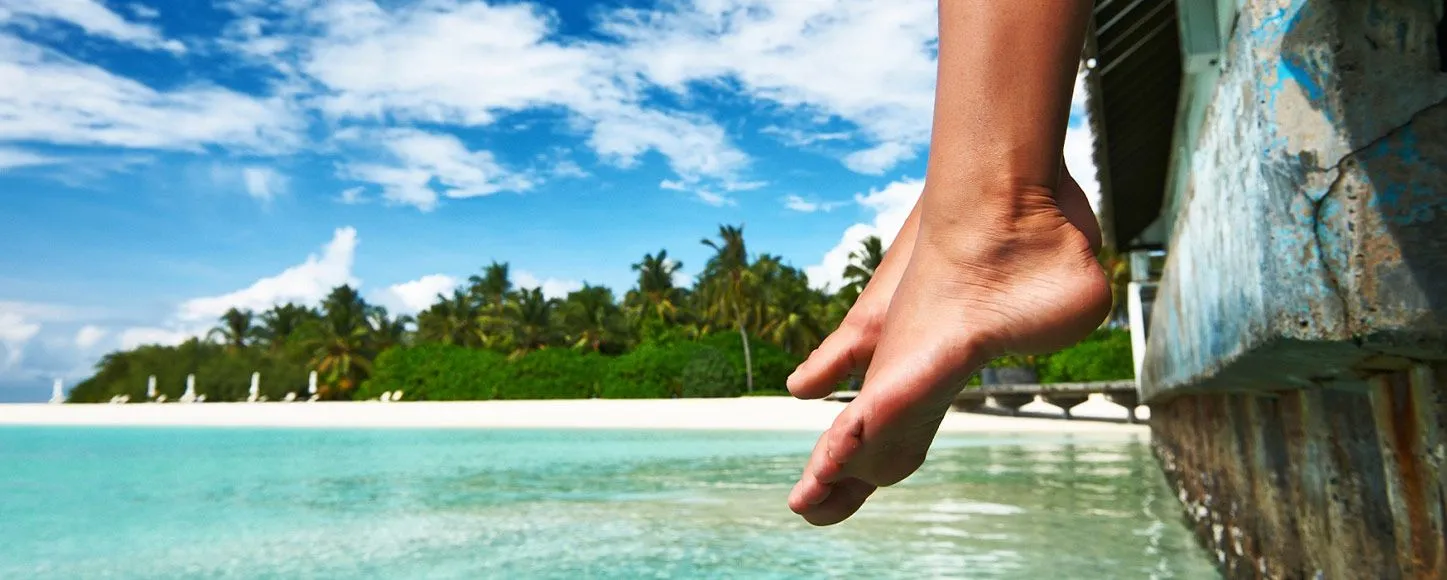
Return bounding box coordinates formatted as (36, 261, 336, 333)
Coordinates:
(69, 224, 1134, 403)
(1036, 328, 1134, 383)
(680, 347, 744, 398)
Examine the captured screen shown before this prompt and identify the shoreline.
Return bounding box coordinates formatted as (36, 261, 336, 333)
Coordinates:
(0, 397, 1148, 435)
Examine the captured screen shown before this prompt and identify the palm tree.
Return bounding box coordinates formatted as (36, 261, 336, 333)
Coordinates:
(321, 285, 368, 331)
(468, 262, 516, 349)
(309, 285, 375, 398)
(628, 250, 684, 322)
(841, 235, 885, 300)
(309, 322, 372, 399)
(368, 306, 413, 350)
(257, 303, 316, 351)
(417, 289, 483, 347)
(753, 256, 827, 357)
(468, 262, 512, 309)
(208, 308, 256, 353)
(561, 284, 623, 352)
(511, 287, 557, 353)
(700, 224, 756, 393)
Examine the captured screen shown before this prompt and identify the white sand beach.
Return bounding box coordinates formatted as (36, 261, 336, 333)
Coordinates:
(0, 396, 1148, 435)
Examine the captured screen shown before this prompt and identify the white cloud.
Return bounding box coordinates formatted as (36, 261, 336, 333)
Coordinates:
(0, 311, 41, 369)
(0, 311, 41, 345)
(74, 325, 107, 349)
(372, 274, 457, 315)
(783, 194, 846, 213)
(603, 0, 938, 174)
(176, 227, 359, 323)
(0, 146, 58, 170)
(105, 227, 360, 349)
(586, 104, 748, 181)
(1, 0, 184, 53)
(112, 227, 360, 349)
(551, 159, 589, 179)
(514, 271, 582, 300)
(341, 128, 531, 211)
(128, 4, 160, 20)
(117, 327, 191, 350)
(842, 142, 916, 175)
(661, 179, 734, 206)
(694, 190, 734, 207)
(242, 166, 287, 202)
(0, 35, 301, 153)
(805, 177, 923, 290)
(296, 0, 748, 188)
(759, 125, 853, 147)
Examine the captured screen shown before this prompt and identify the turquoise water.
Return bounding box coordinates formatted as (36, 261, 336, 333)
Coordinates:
(0, 427, 1217, 579)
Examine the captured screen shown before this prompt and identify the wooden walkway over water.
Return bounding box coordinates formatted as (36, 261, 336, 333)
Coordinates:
(826, 380, 1141, 422)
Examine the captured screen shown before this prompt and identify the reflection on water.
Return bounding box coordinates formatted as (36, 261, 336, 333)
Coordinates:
(0, 427, 1218, 579)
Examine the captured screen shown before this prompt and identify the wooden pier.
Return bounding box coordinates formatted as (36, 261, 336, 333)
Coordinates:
(825, 380, 1141, 422)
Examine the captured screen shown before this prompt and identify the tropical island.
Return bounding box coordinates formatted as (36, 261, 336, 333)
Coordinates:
(66, 225, 1134, 404)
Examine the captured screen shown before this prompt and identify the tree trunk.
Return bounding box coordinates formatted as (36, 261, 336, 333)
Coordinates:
(735, 309, 754, 393)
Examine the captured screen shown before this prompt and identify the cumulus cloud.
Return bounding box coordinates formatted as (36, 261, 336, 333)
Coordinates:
(0, 311, 41, 368)
(514, 271, 582, 300)
(805, 178, 923, 290)
(1, 0, 185, 53)
(176, 227, 359, 324)
(74, 325, 107, 349)
(372, 274, 457, 314)
(117, 327, 192, 350)
(115, 227, 360, 349)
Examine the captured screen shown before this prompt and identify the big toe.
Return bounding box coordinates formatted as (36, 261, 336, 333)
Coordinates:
(795, 477, 877, 526)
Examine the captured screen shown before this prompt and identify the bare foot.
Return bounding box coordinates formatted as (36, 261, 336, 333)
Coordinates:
(786, 165, 1097, 400)
(788, 171, 1107, 526)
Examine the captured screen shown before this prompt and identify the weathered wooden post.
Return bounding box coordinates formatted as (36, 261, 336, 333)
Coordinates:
(1084, 0, 1447, 576)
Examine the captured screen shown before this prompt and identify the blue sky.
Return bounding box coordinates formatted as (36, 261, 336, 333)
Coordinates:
(0, 0, 1098, 401)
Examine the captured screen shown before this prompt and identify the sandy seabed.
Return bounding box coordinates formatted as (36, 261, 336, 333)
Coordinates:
(0, 395, 1147, 436)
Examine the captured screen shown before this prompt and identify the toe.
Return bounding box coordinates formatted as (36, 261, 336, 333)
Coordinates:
(789, 413, 865, 513)
(787, 323, 875, 399)
(788, 472, 832, 513)
(799, 478, 877, 526)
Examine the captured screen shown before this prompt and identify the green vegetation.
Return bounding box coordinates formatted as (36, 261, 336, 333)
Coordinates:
(68, 225, 1134, 403)
(1036, 328, 1134, 383)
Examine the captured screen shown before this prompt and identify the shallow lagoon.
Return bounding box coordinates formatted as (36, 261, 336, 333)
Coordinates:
(0, 427, 1217, 579)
